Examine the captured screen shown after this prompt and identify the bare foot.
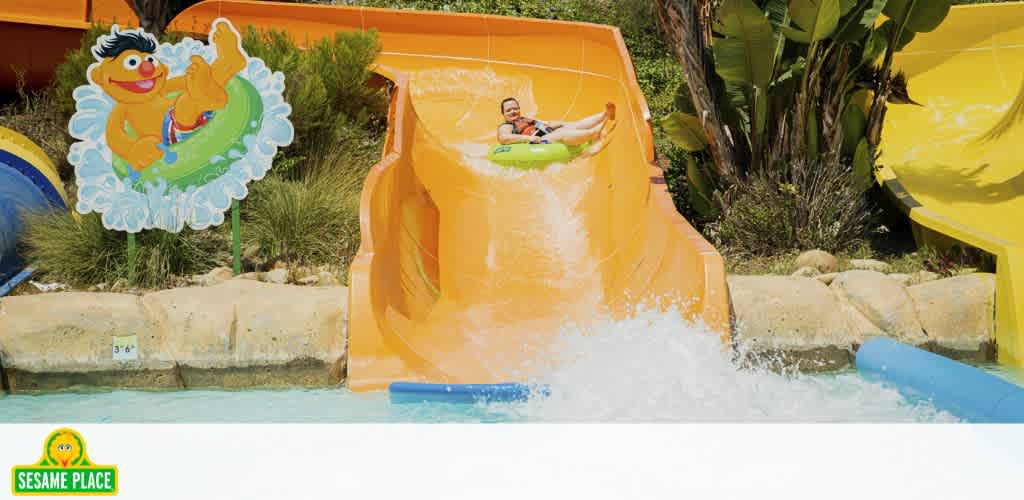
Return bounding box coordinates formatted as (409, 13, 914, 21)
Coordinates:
(599, 118, 617, 140)
(211, 20, 247, 85)
(606, 102, 616, 121)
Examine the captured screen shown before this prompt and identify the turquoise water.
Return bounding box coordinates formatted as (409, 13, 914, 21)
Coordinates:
(0, 309, 993, 423)
(0, 388, 523, 423)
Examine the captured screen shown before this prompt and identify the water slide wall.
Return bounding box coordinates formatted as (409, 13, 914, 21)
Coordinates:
(880, 3, 1024, 367)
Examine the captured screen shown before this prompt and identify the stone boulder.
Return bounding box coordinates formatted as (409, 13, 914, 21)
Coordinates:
(262, 268, 289, 284)
(848, 259, 891, 273)
(0, 281, 348, 392)
(909, 273, 995, 357)
(795, 250, 838, 273)
(0, 292, 175, 391)
(829, 270, 927, 345)
(728, 276, 877, 371)
(140, 280, 346, 387)
(888, 273, 913, 286)
(815, 273, 838, 285)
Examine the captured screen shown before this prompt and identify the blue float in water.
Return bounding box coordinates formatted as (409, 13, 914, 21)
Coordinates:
(856, 337, 1024, 422)
(388, 382, 547, 404)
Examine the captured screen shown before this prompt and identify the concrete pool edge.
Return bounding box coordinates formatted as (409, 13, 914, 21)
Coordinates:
(0, 271, 997, 394)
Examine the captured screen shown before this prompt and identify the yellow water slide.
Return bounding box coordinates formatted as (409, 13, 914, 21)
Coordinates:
(163, 1, 729, 391)
(879, 3, 1024, 367)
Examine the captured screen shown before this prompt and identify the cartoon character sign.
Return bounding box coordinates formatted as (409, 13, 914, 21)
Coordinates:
(69, 18, 293, 233)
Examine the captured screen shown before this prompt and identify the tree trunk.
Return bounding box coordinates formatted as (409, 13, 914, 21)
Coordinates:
(126, 0, 200, 36)
(656, 0, 740, 188)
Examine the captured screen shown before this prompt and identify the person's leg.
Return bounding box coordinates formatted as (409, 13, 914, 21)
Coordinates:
(544, 123, 603, 146)
(563, 102, 616, 130)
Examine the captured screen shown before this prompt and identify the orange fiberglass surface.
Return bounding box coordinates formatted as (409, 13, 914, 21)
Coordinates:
(0, 0, 729, 392)
(0, 0, 138, 89)
(879, 4, 1024, 368)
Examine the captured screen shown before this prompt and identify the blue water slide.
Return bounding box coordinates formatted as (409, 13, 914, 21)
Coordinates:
(0, 143, 66, 292)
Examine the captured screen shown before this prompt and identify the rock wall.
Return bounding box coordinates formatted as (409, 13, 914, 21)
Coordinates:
(729, 272, 996, 371)
(0, 280, 347, 392)
(0, 269, 998, 392)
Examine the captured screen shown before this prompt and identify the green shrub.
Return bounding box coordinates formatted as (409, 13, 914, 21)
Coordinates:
(51, 24, 109, 118)
(19, 209, 228, 288)
(241, 132, 379, 280)
(710, 159, 875, 256)
(241, 27, 386, 156)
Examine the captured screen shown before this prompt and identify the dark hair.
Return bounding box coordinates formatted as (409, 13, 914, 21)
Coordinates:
(500, 97, 518, 113)
(93, 30, 157, 60)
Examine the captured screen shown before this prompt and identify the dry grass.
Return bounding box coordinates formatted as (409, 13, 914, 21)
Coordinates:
(0, 75, 72, 180)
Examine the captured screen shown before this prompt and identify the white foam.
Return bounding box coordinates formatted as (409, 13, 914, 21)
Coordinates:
(488, 306, 958, 422)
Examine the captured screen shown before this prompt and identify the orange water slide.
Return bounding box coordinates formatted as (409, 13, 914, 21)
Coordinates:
(0, 0, 729, 392)
(0, 0, 137, 90)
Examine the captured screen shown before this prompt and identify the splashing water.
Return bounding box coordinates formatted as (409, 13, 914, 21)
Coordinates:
(487, 307, 958, 422)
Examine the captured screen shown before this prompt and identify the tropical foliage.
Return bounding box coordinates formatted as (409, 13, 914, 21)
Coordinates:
(656, 0, 952, 252)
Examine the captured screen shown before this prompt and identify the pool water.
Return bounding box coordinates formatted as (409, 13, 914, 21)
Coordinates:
(0, 308, 978, 423)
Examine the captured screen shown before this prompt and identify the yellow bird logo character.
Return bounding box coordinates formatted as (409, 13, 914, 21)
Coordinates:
(45, 430, 88, 468)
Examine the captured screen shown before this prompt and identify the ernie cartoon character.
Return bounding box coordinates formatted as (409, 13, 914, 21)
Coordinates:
(88, 20, 247, 179)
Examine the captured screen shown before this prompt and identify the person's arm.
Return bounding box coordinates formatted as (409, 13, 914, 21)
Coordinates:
(497, 124, 542, 144)
(544, 120, 566, 130)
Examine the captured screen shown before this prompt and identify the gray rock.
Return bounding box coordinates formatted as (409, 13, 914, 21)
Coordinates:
(888, 273, 914, 286)
(0, 281, 349, 392)
(795, 250, 838, 273)
(262, 268, 289, 284)
(298, 275, 320, 285)
(791, 266, 821, 278)
(193, 266, 234, 287)
(815, 273, 838, 285)
(848, 259, 892, 273)
(909, 274, 995, 352)
(830, 270, 926, 344)
(318, 271, 340, 287)
(728, 276, 861, 350)
(0, 292, 174, 391)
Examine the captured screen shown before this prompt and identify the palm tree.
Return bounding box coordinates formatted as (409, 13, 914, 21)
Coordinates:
(125, 0, 203, 36)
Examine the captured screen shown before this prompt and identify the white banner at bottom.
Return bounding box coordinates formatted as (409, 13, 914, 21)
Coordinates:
(1, 424, 1022, 499)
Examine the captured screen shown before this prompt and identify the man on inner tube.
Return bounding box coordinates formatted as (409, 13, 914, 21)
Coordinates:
(497, 97, 614, 146)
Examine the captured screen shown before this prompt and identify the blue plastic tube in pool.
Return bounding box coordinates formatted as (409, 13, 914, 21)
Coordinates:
(389, 382, 547, 404)
(856, 337, 1024, 422)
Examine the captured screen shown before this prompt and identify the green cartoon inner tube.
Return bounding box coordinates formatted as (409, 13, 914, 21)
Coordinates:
(487, 141, 590, 170)
(112, 76, 264, 192)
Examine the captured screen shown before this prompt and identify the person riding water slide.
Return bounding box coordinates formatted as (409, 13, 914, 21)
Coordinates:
(497, 98, 615, 146)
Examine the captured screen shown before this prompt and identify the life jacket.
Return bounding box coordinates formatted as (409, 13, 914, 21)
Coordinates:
(508, 117, 548, 136)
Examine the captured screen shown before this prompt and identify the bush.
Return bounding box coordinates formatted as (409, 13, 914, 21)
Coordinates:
(710, 159, 875, 256)
(241, 26, 386, 157)
(19, 209, 229, 288)
(241, 132, 379, 281)
(13, 20, 388, 288)
(0, 79, 71, 182)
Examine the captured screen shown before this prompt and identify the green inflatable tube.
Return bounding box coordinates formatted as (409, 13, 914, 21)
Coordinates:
(487, 141, 590, 170)
(112, 76, 264, 192)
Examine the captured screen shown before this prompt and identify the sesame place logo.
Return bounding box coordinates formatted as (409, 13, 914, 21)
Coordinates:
(11, 428, 118, 496)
